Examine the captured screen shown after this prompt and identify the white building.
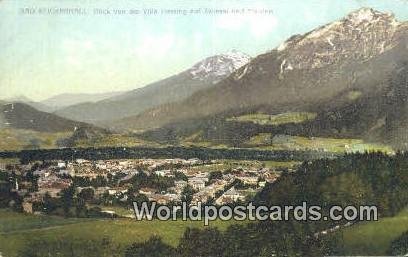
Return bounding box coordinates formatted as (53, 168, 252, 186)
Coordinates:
(188, 178, 206, 190)
(57, 161, 66, 169)
(174, 180, 188, 190)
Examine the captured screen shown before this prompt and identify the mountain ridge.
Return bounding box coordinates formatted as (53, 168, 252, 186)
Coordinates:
(0, 102, 103, 133)
(54, 51, 251, 123)
(114, 8, 408, 148)
(40, 91, 125, 109)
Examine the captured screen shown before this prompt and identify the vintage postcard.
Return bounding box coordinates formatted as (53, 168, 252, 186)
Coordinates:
(1, 0, 408, 256)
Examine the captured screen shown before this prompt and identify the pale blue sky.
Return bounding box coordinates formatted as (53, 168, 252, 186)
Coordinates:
(1, 0, 408, 101)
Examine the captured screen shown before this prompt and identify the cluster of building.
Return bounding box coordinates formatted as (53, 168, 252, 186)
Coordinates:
(3, 158, 281, 214)
(141, 165, 279, 206)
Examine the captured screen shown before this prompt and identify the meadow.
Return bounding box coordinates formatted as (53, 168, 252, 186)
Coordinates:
(340, 209, 408, 255)
(227, 112, 317, 126)
(0, 209, 233, 257)
(246, 133, 394, 153)
(0, 129, 70, 152)
(1, 208, 408, 256)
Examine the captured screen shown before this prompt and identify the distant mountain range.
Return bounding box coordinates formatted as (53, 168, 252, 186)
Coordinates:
(0, 51, 251, 150)
(3, 8, 408, 150)
(54, 50, 251, 123)
(0, 96, 51, 113)
(111, 8, 408, 148)
(1, 92, 124, 113)
(0, 102, 100, 133)
(40, 92, 125, 110)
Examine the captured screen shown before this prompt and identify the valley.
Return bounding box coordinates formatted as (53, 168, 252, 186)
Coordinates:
(1, 5, 408, 257)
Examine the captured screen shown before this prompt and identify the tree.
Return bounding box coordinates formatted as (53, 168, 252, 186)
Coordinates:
(92, 175, 108, 187)
(320, 172, 374, 208)
(181, 185, 196, 205)
(124, 236, 176, 257)
(208, 171, 222, 181)
(234, 179, 248, 190)
(388, 231, 408, 256)
(42, 192, 56, 214)
(174, 171, 188, 181)
(78, 188, 95, 202)
(178, 228, 226, 257)
(134, 194, 149, 204)
(61, 185, 75, 217)
(75, 197, 87, 218)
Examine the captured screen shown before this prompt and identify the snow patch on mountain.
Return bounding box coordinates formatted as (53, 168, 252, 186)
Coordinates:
(348, 8, 377, 23)
(189, 50, 251, 81)
(273, 8, 405, 73)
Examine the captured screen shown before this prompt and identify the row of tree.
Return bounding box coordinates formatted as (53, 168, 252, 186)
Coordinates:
(14, 146, 336, 164)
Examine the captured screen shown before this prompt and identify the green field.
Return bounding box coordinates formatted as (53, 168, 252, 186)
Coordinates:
(246, 133, 394, 153)
(1, 208, 408, 256)
(75, 134, 164, 149)
(262, 160, 301, 169)
(228, 112, 317, 126)
(189, 159, 265, 173)
(340, 209, 408, 255)
(0, 129, 71, 151)
(0, 209, 234, 257)
(180, 131, 230, 148)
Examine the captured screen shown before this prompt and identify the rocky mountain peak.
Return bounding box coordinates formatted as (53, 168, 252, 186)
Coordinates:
(345, 8, 397, 25)
(274, 8, 404, 74)
(189, 50, 251, 82)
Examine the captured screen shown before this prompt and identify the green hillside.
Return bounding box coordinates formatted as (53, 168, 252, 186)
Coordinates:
(0, 209, 234, 257)
(340, 209, 408, 255)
